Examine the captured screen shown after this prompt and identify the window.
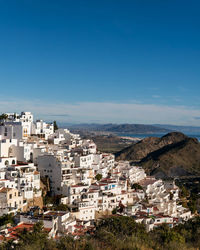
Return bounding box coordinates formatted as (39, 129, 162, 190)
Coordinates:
(9, 194, 12, 199)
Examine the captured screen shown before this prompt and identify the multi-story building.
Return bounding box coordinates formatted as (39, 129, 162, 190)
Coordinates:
(32, 120, 54, 139)
(37, 154, 75, 195)
(0, 187, 24, 215)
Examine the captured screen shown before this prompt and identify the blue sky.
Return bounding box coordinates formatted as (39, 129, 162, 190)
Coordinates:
(0, 0, 200, 125)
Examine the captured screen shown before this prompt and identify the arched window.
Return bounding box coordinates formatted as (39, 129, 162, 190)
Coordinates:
(12, 160, 15, 165)
(5, 160, 9, 166)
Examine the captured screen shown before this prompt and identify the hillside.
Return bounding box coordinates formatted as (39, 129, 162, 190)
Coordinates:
(116, 132, 200, 178)
(115, 132, 187, 161)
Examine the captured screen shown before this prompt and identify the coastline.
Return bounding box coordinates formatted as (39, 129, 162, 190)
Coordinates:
(119, 136, 142, 141)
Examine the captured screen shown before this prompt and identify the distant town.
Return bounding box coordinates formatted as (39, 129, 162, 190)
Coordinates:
(0, 112, 193, 242)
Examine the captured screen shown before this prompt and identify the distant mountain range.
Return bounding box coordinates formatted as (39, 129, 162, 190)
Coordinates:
(116, 132, 200, 178)
(154, 124, 200, 134)
(65, 123, 170, 134)
(60, 123, 200, 134)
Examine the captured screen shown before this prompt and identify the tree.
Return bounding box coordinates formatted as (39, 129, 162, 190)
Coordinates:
(16, 221, 54, 250)
(180, 186, 190, 198)
(96, 216, 147, 238)
(112, 208, 117, 214)
(131, 183, 143, 190)
(95, 174, 102, 181)
(0, 113, 8, 121)
(0, 214, 14, 227)
(53, 121, 58, 132)
(188, 199, 197, 214)
(53, 203, 69, 211)
(150, 223, 185, 248)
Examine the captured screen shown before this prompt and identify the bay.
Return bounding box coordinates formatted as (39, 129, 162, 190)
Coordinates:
(116, 133, 200, 141)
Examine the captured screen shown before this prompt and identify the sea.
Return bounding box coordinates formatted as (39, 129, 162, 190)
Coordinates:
(117, 133, 200, 142)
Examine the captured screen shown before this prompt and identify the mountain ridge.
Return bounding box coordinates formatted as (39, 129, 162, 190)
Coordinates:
(115, 132, 200, 178)
(65, 123, 170, 134)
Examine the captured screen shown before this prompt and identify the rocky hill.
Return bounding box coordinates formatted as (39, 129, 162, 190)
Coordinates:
(115, 132, 187, 161)
(115, 132, 200, 178)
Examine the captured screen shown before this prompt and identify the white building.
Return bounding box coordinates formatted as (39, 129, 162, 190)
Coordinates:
(74, 154, 94, 169)
(0, 187, 24, 215)
(32, 120, 54, 139)
(5, 163, 41, 200)
(0, 122, 23, 140)
(37, 154, 75, 195)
